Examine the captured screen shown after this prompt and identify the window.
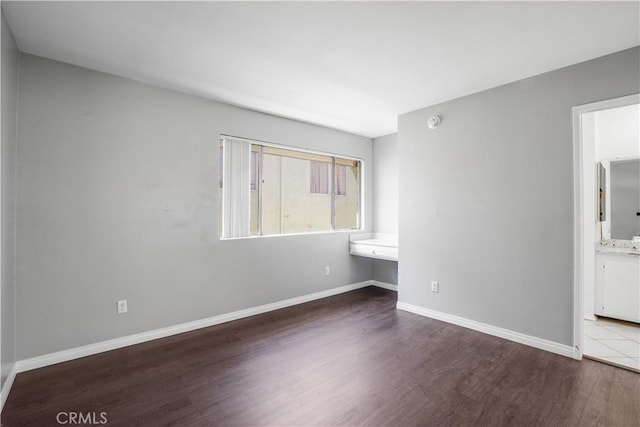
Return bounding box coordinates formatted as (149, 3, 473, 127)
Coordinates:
(220, 136, 361, 238)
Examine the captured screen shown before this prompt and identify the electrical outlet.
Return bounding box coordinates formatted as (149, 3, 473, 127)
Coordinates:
(325, 266, 330, 276)
(431, 281, 439, 293)
(117, 300, 128, 314)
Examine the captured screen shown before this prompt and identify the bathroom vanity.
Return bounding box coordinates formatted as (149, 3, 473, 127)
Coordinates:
(594, 240, 640, 323)
(593, 155, 639, 324)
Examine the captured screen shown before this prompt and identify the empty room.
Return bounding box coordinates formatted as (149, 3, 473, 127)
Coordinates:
(1, 1, 639, 426)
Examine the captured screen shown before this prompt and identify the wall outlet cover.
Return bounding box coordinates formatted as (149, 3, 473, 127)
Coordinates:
(117, 300, 128, 314)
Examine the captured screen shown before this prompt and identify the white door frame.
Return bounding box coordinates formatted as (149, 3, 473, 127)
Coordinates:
(572, 93, 639, 360)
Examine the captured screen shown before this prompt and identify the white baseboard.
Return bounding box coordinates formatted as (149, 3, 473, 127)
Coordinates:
(1, 362, 18, 412)
(396, 301, 574, 359)
(15, 280, 374, 374)
(370, 280, 398, 291)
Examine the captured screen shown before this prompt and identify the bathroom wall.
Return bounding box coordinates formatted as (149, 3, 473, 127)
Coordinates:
(595, 103, 640, 160)
(594, 103, 640, 241)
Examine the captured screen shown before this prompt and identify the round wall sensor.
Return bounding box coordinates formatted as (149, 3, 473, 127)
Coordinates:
(427, 116, 441, 129)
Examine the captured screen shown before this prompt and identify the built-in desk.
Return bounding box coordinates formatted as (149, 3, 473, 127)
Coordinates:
(349, 233, 398, 261)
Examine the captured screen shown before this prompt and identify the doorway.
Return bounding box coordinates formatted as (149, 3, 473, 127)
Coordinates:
(573, 94, 639, 372)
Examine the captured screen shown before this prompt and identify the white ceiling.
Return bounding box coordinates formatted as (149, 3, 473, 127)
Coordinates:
(3, 1, 639, 138)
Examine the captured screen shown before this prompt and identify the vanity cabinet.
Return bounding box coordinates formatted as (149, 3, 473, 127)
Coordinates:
(595, 253, 640, 323)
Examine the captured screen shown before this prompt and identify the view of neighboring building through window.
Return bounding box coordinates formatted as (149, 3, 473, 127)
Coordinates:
(220, 136, 361, 238)
(310, 161, 329, 194)
(335, 164, 347, 196)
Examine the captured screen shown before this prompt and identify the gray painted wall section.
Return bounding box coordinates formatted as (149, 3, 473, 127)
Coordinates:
(398, 47, 640, 346)
(372, 133, 398, 285)
(373, 133, 398, 233)
(1, 10, 18, 387)
(16, 54, 373, 359)
(373, 259, 398, 286)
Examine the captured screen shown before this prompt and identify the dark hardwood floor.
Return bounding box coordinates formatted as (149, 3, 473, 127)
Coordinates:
(3, 286, 639, 426)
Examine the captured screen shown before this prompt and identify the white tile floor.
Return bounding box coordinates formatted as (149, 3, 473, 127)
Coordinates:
(584, 317, 640, 372)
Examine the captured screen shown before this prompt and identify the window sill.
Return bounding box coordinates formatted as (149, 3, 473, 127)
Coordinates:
(220, 228, 363, 241)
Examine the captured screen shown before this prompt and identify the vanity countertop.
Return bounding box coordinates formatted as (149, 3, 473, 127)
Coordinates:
(596, 239, 640, 256)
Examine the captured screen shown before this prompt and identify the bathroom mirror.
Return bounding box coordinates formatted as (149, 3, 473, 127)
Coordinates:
(600, 157, 640, 240)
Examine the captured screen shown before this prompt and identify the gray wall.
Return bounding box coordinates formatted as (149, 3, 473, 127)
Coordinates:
(373, 133, 398, 233)
(16, 54, 373, 360)
(1, 10, 18, 387)
(610, 159, 640, 239)
(372, 133, 398, 285)
(373, 259, 398, 286)
(398, 47, 640, 346)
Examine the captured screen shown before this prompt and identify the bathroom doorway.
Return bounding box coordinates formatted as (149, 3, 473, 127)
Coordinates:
(573, 94, 639, 372)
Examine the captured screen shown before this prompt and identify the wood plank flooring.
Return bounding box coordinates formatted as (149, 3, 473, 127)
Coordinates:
(3, 287, 639, 426)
